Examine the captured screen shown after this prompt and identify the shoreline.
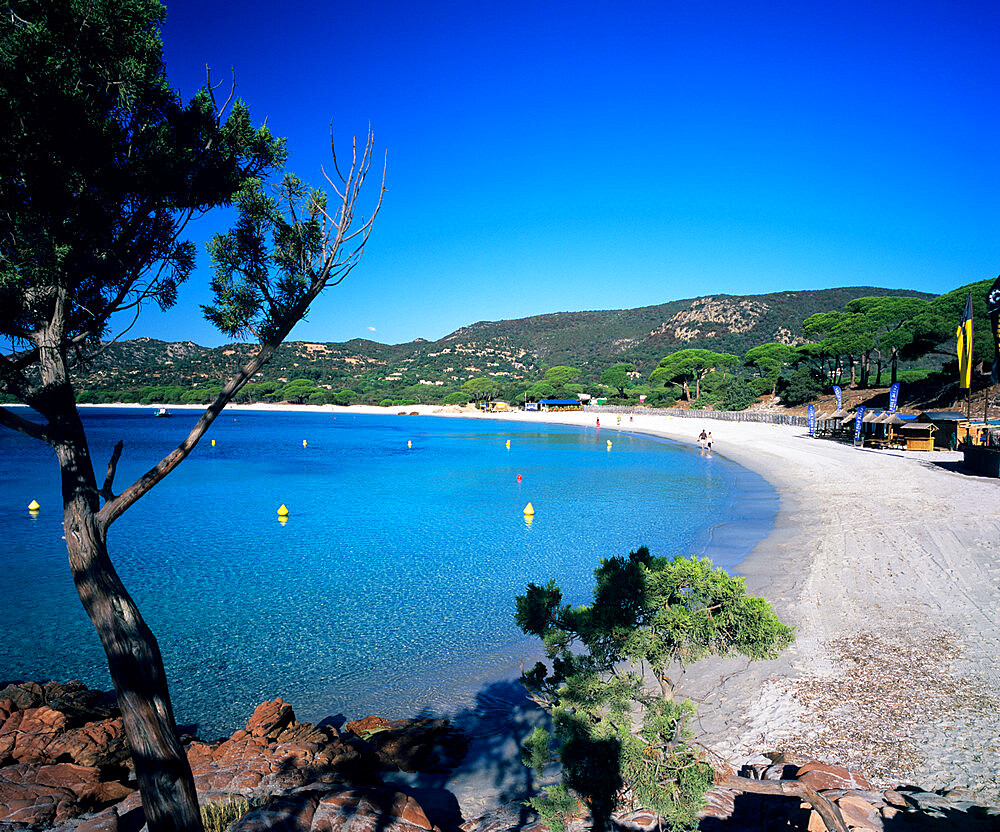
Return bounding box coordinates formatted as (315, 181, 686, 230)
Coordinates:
(70, 404, 1000, 799)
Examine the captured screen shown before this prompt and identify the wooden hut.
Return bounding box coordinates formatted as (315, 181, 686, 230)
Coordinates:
(898, 421, 937, 451)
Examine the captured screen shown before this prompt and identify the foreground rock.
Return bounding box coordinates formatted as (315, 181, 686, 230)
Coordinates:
(0, 684, 462, 832)
(0, 682, 133, 827)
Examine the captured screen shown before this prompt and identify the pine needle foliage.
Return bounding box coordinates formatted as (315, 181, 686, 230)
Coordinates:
(516, 547, 794, 832)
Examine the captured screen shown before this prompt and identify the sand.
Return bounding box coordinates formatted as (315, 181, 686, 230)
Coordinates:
(92, 402, 1000, 802)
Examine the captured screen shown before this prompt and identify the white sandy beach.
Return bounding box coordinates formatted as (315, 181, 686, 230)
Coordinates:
(95, 402, 1000, 799)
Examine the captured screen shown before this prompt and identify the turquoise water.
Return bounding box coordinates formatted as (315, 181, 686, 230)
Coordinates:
(0, 408, 776, 737)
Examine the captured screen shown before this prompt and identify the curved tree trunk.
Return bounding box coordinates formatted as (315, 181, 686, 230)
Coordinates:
(58, 432, 203, 832)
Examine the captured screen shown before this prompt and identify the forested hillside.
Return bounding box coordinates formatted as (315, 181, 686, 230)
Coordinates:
(66, 286, 932, 406)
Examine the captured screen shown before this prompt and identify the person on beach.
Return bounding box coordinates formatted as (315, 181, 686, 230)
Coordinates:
(596, 418, 600, 428)
(698, 429, 707, 452)
(706, 432, 713, 454)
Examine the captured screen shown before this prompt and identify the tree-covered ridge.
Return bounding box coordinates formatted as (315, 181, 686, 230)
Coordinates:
(67, 285, 931, 405)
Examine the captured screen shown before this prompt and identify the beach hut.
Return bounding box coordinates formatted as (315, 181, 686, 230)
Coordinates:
(898, 421, 937, 452)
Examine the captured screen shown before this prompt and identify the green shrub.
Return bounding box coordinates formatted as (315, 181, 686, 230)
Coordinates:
(718, 378, 757, 411)
(516, 548, 794, 832)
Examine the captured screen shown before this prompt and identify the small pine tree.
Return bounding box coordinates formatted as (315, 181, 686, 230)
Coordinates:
(516, 547, 794, 832)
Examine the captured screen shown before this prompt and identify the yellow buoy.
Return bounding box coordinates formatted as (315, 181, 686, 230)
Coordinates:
(407, 440, 412, 448)
(607, 440, 613, 448)
(303, 439, 307, 447)
(277, 504, 289, 517)
(505, 439, 511, 449)
(28, 499, 40, 511)
(211, 439, 216, 446)
(523, 502, 534, 515)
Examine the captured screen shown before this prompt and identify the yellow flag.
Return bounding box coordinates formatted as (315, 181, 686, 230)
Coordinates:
(956, 293, 973, 390)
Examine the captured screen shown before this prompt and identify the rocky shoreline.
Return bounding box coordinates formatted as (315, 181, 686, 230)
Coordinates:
(3, 681, 999, 832)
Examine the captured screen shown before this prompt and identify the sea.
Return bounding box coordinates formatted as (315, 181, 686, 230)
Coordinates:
(0, 408, 777, 738)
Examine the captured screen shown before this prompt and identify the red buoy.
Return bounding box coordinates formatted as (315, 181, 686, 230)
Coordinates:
(516, 474, 522, 482)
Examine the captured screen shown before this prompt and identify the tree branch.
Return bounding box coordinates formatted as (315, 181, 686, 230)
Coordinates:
(100, 440, 124, 502)
(721, 775, 848, 832)
(0, 405, 52, 444)
(96, 341, 276, 529)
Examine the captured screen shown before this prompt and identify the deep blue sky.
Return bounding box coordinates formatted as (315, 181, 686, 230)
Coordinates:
(139, 0, 999, 347)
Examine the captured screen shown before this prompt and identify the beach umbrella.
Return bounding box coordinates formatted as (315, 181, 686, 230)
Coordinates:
(862, 410, 877, 422)
(884, 413, 906, 426)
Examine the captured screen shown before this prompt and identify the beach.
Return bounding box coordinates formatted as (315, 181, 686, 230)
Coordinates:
(464, 408, 1000, 799)
(82, 402, 1000, 800)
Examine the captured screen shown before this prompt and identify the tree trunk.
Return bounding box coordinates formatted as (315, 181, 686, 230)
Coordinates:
(58, 432, 203, 832)
(683, 380, 691, 401)
(653, 670, 674, 700)
(38, 326, 203, 832)
(891, 349, 898, 385)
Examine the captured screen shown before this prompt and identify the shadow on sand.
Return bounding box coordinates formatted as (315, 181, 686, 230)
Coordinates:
(377, 678, 551, 830)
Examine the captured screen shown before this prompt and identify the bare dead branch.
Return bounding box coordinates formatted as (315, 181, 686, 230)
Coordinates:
(328, 122, 346, 184)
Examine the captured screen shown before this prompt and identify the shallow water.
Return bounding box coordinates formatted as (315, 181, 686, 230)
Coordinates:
(0, 408, 776, 737)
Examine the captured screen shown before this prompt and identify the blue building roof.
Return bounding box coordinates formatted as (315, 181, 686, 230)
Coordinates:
(538, 399, 581, 406)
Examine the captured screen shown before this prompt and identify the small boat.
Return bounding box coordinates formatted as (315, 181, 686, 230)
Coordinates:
(155, 407, 172, 417)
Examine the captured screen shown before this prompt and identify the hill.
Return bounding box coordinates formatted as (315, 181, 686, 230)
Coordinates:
(70, 286, 932, 404)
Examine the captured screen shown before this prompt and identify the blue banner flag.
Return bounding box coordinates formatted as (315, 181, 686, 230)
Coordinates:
(854, 406, 866, 444)
(808, 404, 816, 436)
(833, 385, 843, 410)
(988, 275, 1000, 384)
(888, 382, 900, 413)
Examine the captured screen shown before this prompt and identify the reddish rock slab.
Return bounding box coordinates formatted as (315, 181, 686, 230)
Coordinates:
(835, 794, 882, 830)
(246, 699, 298, 740)
(50, 717, 129, 768)
(188, 700, 366, 801)
(0, 761, 130, 825)
(311, 787, 438, 832)
(0, 702, 128, 769)
(0, 763, 82, 825)
(698, 788, 737, 821)
(795, 762, 873, 792)
(343, 716, 392, 738)
(0, 706, 70, 764)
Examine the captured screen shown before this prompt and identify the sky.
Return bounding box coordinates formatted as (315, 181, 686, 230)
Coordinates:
(137, 0, 1000, 347)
